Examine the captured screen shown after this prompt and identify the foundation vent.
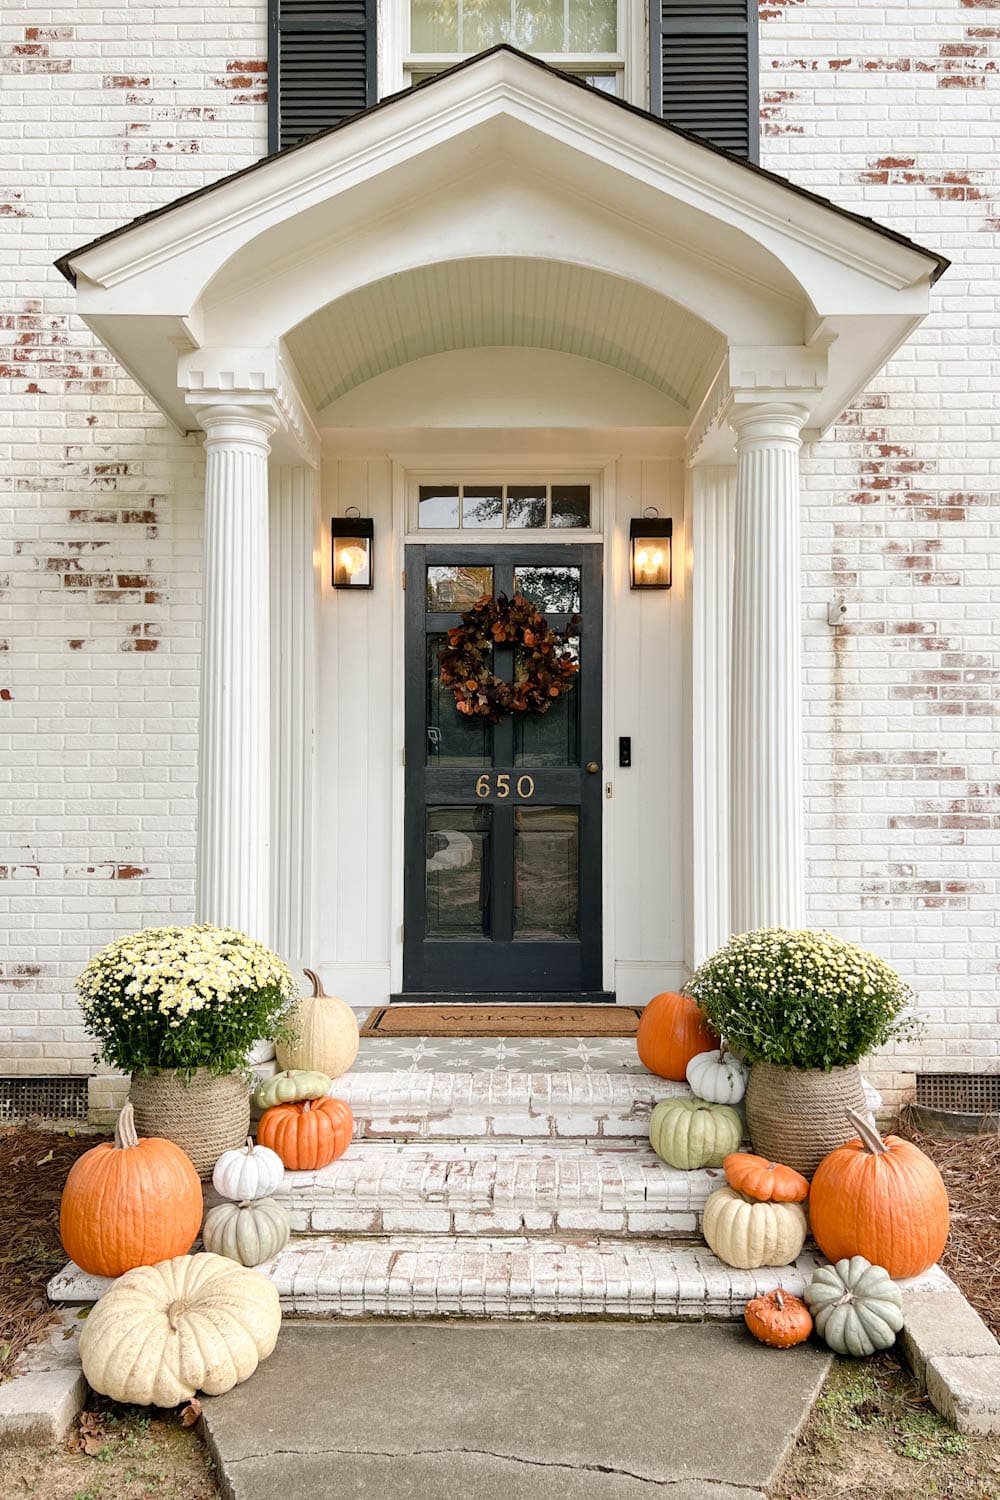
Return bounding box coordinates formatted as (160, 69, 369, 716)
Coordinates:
(0, 1076, 89, 1123)
(913, 1072, 1000, 1135)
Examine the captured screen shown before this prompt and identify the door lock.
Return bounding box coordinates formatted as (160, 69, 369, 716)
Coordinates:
(586, 761, 600, 774)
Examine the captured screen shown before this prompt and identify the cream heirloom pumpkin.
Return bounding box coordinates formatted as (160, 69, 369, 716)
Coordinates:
(701, 1186, 807, 1269)
(275, 968, 359, 1079)
(79, 1252, 281, 1406)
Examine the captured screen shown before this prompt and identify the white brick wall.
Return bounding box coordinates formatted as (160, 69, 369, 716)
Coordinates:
(0, 4, 268, 1072)
(2, 2, 996, 1098)
(761, 0, 1000, 1102)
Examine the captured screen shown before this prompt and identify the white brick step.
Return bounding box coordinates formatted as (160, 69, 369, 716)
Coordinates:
(49, 1237, 955, 1321)
(330, 1070, 692, 1141)
(263, 1141, 721, 1237)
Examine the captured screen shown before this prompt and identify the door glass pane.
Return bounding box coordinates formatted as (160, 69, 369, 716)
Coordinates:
(514, 565, 580, 614)
(514, 806, 579, 939)
(419, 484, 460, 528)
(462, 487, 503, 530)
(427, 636, 491, 766)
(514, 636, 580, 766)
(550, 485, 591, 528)
(426, 807, 491, 938)
(506, 486, 546, 529)
(427, 565, 493, 611)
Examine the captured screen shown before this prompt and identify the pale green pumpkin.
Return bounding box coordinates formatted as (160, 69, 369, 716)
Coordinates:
(804, 1256, 904, 1357)
(648, 1097, 742, 1170)
(201, 1197, 290, 1267)
(252, 1068, 331, 1111)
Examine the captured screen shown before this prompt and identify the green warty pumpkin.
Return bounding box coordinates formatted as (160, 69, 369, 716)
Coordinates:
(201, 1197, 291, 1267)
(803, 1255, 904, 1357)
(649, 1097, 743, 1170)
(252, 1068, 331, 1111)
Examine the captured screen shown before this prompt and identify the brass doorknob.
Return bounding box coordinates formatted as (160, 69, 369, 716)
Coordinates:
(586, 761, 600, 774)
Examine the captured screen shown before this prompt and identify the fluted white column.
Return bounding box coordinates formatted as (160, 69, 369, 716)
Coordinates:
(270, 465, 318, 963)
(194, 404, 278, 938)
(690, 464, 736, 961)
(730, 403, 808, 933)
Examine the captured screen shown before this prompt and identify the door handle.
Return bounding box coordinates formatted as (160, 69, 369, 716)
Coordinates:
(586, 761, 600, 774)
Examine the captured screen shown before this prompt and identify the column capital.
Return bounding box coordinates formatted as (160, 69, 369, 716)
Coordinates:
(189, 399, 281, 453)
(728, 400, 810, 450)
(179, 346, 320, 467)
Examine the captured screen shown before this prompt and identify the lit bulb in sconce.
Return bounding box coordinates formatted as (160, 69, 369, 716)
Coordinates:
(338, 544, 368, 577)
(635, 546, 664, 578)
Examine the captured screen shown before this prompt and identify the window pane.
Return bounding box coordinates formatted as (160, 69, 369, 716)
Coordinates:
(514, 806, 579, 939)
(427, 636, 491, 766)
(427, 564, 493, 611)
(514, 565, 580, 614)
(550, 485, 591, 528)
(506, 486, 546, 529)
(514, 636, 580, 767)
(410, 0, 616, 54)
(462, 487, 503, 530)
(419, 484, 460, 528)
(426, 806, 491, 937)
(411, 0, 459, 50)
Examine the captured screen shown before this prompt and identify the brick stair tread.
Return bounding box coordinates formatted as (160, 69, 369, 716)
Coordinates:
(252, 1140, 723, 1236)
(48, 1238, 956, 1319)
(329, 1069, 693, 1140)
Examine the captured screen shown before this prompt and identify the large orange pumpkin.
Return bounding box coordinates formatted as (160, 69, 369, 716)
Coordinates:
(59, 1101, 202, 1278)
(258, 1096, 353, 1171)
(637, 991, 720, 1081)
(809, 1108, 950, 1279)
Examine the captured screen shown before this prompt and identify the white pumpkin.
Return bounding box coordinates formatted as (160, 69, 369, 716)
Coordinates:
(686, 1048, 748, 1106)
(701, 1186, 807, 1269)
(275, 968, 359, 1079)
(212, 1137, 285, 1202)
(79, 1252, 281, 1406)
(202, 1198, 290, 1267)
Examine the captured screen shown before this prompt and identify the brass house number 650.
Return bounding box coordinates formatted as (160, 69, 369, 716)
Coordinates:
(475, 773, 536, 800)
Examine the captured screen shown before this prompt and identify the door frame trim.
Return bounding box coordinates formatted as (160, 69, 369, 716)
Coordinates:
(388, 452, 618, 996)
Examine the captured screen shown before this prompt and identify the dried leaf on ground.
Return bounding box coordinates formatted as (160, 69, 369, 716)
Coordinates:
(180, 1397, 203, 1427)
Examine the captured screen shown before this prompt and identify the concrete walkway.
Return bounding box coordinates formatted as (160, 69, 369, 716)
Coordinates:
(201, 1321, 830, 1499)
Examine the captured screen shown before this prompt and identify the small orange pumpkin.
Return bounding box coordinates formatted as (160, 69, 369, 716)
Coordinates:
(809, 1108, 950, 1279)
(744, 1288, 813, 1348)
(258, 1096, 353, 1171)
(724, 1153, 810, 1204)
(59, 1101, 202, 1278)
(637, 991, 720, 1082)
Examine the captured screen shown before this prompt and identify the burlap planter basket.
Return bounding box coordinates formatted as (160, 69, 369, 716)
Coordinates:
(744, 1061, 868, 1177)
(129, 1068, 250, 1179)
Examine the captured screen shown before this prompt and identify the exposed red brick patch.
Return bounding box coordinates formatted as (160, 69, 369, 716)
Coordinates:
(115, 865, 147, 880)
(103, 75, 151, 89)
(0, 688, 11, 701)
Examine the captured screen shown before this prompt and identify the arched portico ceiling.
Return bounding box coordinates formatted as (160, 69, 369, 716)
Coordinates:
(56, 47, 946, 442)
(285, 259, 724, 416)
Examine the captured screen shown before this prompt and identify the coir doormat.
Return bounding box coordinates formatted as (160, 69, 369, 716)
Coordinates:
(360, 1006, 642, 1038)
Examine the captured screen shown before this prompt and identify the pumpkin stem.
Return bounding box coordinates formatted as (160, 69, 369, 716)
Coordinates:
(114, 1100, 139, 1151)
(166, 1300, 187, 1332)
(302, 1099, 312, 1112)
(304, 967, 325, 998)
(846, 1107, 889, 1157)
(245, 1136, 255, 1153)
(774, 1289, 784, 1310)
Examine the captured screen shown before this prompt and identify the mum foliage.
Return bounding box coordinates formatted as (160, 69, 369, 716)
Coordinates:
(686, 927, 921, 1070)
(76, 924, 298, 1077)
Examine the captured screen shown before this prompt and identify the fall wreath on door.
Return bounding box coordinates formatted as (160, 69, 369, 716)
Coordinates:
(439, 593, 580, 723)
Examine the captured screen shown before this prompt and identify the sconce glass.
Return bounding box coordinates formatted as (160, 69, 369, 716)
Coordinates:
(331, 509, 373, 590)
(629, 512, 672, 589)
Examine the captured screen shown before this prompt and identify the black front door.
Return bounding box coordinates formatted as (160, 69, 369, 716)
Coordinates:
(401, 545, 605, 1000)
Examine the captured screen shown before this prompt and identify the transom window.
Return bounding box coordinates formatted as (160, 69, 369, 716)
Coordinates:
(406, 0, 623, 94)
(417, 481, 593, 530)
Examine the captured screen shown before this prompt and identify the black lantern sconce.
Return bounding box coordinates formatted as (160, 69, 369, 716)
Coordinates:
(331, 507, 374, 590)
(629, 510, 672, 590)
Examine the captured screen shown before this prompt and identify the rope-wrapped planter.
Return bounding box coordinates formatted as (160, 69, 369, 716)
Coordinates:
(744, 1062, 869, 1177)
(129, 1069, 250, 1179)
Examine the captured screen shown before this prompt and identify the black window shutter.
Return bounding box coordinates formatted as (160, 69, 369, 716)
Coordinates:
(268, 0, 377, 153)
(651, 0, 758, 162)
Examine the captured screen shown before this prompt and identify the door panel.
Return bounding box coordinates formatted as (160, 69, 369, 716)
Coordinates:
(402, 544, 603, 998)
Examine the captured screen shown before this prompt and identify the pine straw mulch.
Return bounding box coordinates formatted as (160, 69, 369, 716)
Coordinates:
(0, 1124, 106, 1383)
(895, 1110, 1000, 1340)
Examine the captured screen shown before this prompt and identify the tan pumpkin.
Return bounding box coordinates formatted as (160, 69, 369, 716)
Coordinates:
(275, 968, 359, 1079)
(702, 1186, 807, 1269)
(79, 1252, 281, 1406)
